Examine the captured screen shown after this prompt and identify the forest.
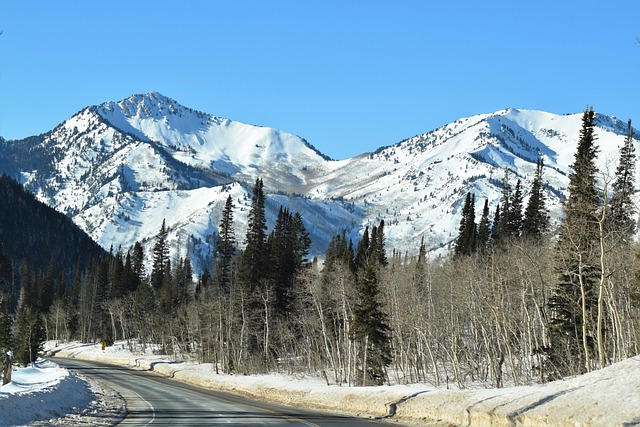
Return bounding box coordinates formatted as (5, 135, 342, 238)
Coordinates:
(1, 108, 639, 389)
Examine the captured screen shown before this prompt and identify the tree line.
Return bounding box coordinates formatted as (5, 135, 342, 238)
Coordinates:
(1, 111, 639, 387)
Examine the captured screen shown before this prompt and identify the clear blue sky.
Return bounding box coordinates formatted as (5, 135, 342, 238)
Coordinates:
(1, 1, 639, 160)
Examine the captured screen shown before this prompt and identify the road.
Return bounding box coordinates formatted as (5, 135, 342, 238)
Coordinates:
(51, 358, 398, 426)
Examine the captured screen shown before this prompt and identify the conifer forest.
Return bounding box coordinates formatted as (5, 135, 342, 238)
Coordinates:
(1, 108, 639, 389)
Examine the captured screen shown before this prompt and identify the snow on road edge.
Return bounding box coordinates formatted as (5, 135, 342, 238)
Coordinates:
(0, 359, 125, 426)
(49, 341, 640, 426)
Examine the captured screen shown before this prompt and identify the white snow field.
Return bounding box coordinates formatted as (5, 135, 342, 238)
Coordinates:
(0, 341, 631, 426)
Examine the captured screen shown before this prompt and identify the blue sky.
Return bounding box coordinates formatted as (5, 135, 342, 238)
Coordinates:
(1, 1, 639, 159)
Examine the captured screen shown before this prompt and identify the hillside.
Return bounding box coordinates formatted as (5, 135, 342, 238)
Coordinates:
(0, 174, 106, 291)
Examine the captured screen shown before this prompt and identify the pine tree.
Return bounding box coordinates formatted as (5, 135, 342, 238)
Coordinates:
(240, 178, 268, 289)
(268, 208, 312, 317)
(0, 296, 12, 354)
(214, 194, 236, 290)
(351, 231, 391, 386)
(354, 227, 370, 272)
(523, 158, 550, 237)
(373, 220, 388, 267)
(454, 192, 476, 257)
(506, 179, 524, 237)
(498, 169, 512, 238)
(609, 119, 636, 240)
(269, 206, 295, 316)
(477, 199, 491, 250)
(290, 212, 311, 272)
(151, 220, 170, 290)
(14, 303, 45, 365)
(324, 230, 354, 272)
(549, 107, 600, 376)
(131, 241, 146, 284)
(238, 178, 269, 362)
(491, 203, 501, 244)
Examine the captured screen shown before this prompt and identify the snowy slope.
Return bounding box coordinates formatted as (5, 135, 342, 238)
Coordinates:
(96, 92, 330, 190)
(309, 108, 637, 256)
(1, 94, 637, 272)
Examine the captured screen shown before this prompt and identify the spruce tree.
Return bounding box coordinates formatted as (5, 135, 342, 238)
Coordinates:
(506, 179, 524, 237)
(14, 304, 45, 365)
(454, 192, 476, 257)
(214, 194, 236, 289)
(354, 227, 370, 272)
(523, 158, 549, 237)
(240, 178, 268, 290)
(0, 296, 12, 354)
(498, 169, 512, 238)
(269, 206, 295, 316)
(151, 220, 170, 290)
(477, 199, 491, 250)
(131, 241, 146, 284)
(609, 119, 636, 240)
(351, 224, 391, 386)
(491, 203, 501, 244)
(549, 107, 600, 376)
(290, 212, 311, 272)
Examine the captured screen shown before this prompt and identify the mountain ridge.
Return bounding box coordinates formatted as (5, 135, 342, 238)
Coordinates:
(0, 93, 637, 273)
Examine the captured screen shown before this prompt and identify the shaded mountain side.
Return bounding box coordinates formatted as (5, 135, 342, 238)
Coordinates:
(0, 174, 107, 284)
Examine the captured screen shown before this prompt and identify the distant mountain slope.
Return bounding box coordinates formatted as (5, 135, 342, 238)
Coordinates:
(0, 94, 637, 272)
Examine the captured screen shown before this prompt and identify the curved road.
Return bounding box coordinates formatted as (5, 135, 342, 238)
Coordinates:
(51, 358, 397, 426)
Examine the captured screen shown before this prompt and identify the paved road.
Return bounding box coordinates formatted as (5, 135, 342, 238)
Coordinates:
(51, 358, 397, 426)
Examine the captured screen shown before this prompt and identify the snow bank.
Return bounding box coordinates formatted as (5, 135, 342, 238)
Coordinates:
(395, 357, 640, 426)
(50, 341, 640, 426)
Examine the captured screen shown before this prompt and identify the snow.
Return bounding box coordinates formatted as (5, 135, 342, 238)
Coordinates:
(8, 341, 632, 426)
(12, 92, 640, 271)
(0, 357, 123, 426)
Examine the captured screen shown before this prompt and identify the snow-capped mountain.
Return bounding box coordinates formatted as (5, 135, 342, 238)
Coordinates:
(1, 93, 636, 272)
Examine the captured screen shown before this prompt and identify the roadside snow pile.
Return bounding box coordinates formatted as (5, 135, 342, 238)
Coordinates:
(49, 341, 640, 426)
(0, 358, 123, 426)
(395, 355, 640, 426)
(0, 359, 89, 425)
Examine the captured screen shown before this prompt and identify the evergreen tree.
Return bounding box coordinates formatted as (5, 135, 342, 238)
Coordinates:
(324, 230, 354, 271)
(506, 179, 524, 237)
(131, 241, 146, 284)
(549, 107, 600, 376)
(159, 259, 175, 313)
(523, 158, 550, 237)
(491, 203, 501, 244)
(609, 119, 636, 240)
(214, 195, 236, 289)
(122, 251, 141, 294)
(240, 178, 268, 289)
(498, 169, 512, 238)
(238, 178, 269, 362)
(351, 226, 391, 386)
(0, 243, 12, 353)
(14, 304, 45, 365)
(290, 212, 311, 272)
(0, 296, 12, 354)
(268, 207, 312, 318)
(354, 227, 370, 272)
(151, 220, 170, 290)
(454, 192, 476, 257)
(477, 199, 491, 250)
(372, 220, 388, 267)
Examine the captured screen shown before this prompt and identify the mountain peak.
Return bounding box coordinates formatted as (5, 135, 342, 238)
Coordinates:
(96, 92, 205, 122)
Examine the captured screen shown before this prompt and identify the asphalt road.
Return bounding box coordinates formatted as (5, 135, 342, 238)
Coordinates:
(51, 358, 398, 426)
